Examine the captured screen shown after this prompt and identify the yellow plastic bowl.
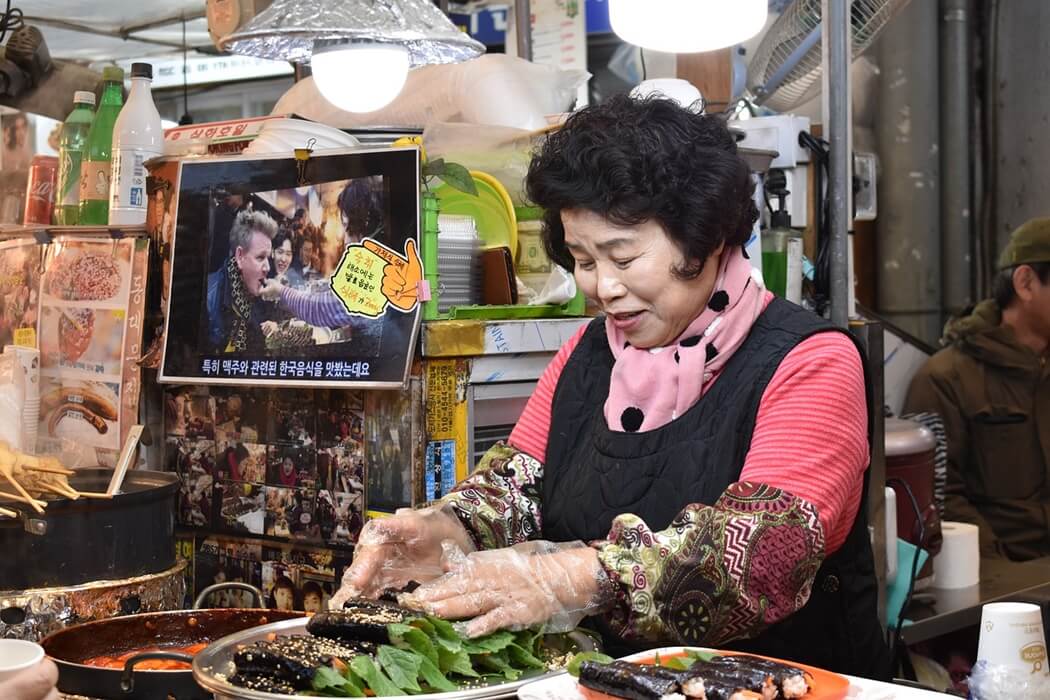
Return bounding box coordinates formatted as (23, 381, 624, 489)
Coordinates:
(434, 170, 518, 261)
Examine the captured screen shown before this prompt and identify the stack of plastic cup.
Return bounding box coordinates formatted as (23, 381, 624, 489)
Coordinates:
(0, 639, 44, 682)
(971, 602, 1050, 697)
(4, 346, 39, 454)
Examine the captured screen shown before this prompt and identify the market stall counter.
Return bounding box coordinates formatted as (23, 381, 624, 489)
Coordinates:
(902, 556, 1050, 645)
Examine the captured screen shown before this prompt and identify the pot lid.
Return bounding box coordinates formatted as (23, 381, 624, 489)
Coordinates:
(885, 417, 936, 456)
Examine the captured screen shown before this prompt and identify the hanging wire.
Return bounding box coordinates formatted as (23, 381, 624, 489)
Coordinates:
(0, 0, 24, 44)
(886, 477, 926, 680)
(178, 16, 193, 125)
(639, 47, 647, 81)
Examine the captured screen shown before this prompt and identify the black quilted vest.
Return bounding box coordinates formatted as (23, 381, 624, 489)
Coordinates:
(542, 298, 891, 679)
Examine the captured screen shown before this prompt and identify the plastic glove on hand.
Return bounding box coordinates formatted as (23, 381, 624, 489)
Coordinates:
(400, 540, 611, 638)
(330, 505, 474, 609)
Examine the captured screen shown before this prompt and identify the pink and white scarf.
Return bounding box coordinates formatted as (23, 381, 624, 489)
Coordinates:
(604, 247, 766, 433)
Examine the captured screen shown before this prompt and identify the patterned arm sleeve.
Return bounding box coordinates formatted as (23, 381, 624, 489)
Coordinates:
(439, 442, 544, 551)
(279, 287, 356, 329)
(595, 482, 825, 646)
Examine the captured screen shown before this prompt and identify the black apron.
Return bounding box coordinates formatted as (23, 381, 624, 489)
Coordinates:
(541, 297, 891, 679)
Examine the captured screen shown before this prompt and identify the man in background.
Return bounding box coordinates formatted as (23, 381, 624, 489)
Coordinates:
(905, 218, 1050, 560)
(206, 209, 278, 353)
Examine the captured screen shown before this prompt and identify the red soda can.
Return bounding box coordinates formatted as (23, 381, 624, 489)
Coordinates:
(23, 154, 59, 225)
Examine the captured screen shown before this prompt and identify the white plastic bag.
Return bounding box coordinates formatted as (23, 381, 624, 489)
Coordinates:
(273, 54, 589, 131)
(528, 265, 576, 306)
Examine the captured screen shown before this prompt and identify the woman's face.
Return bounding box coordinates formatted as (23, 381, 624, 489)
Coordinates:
(282, 457, 294, 474)
(562, 208, 722, 349)
(273, 239, 293, 275)
(274, 586, 295, 610)
(303, 592, 323, 613)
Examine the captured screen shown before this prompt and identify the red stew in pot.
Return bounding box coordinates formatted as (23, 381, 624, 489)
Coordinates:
(81, 642, 208, 670)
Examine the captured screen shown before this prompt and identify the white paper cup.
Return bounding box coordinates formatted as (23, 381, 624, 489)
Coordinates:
(977, 602, 1049, 675)
(0, 639, 45, 683)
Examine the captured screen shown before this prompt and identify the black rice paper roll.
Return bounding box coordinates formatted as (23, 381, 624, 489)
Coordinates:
(308, 599, 415, 644)
(578, 660, 684, 700)
(232, 635, 363, 688)
(680, 661, 773, 700)
(709, 655, 810, 697)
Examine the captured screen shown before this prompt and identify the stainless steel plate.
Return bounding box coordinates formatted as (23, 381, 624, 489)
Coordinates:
(193, 617, 589, 700)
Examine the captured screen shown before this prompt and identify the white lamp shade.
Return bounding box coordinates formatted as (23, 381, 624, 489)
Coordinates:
(312, 43, 411, 113)
(609, 0, 768, 54)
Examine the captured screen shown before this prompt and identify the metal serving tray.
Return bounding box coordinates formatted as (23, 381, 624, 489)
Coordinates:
(193, 616, 591, 700)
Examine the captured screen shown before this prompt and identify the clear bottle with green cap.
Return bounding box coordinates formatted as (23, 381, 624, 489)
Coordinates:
(78, 66, 124, 225)
(53, 90, 96, 225)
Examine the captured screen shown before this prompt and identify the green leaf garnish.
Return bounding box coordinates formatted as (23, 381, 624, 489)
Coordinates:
(377, 645, 423, 693)
(566, 651, 615, 677)
(349, 656, 402, 697)
(310, 666, 365, 697)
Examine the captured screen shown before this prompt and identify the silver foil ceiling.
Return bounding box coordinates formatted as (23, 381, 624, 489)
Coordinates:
(219, 0, 485, 67)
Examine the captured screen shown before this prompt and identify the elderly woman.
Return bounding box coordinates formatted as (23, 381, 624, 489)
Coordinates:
(335, 96, 889, 677)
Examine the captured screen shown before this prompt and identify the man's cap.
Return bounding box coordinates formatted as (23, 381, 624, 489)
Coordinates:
(999, 217, 1050, 269)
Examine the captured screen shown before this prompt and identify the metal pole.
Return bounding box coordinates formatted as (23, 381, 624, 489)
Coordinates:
(824, 0, 851, 328)
(875, 1, 942, 343)
(515, 0, 533, 61)
(940, 0, 973, 319)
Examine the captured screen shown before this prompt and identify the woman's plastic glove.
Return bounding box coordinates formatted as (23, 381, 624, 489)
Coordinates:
(399, 540, 612, 638)
(331, 504, 475, 608)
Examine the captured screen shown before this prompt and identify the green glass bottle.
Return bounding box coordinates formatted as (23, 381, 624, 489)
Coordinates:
(53, 91, 96, 225)
(78, 66, 124, 225)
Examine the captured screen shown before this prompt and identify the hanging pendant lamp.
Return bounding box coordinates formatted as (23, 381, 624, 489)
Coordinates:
(219, 0, 485, 113)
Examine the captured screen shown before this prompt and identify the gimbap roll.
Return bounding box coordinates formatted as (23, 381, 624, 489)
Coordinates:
(578, 660, 686, 700)
(709, 655, 812, 698)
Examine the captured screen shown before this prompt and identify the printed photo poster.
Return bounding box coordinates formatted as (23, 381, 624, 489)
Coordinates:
(0, 112, 33, 224)
(260, 543, 345, 613)
(36, 236, 149, 460)
(218, 480, 266, 535)
(193, 537, 264, 608)
(0, 239, 40, 348)
(160, 148, 422, 389)
(175, 535, 196, 608)
(182, 534, 352, 608)
(366, 377, 422, 514)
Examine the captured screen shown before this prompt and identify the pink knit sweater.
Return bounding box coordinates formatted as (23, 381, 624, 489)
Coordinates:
(509, 316, 869, 555)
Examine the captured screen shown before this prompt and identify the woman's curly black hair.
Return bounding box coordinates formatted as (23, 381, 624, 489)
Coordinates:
(525, 94, 758, 279)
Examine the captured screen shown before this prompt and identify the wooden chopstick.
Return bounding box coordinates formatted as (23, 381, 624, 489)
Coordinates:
(1, 474, 45, 513)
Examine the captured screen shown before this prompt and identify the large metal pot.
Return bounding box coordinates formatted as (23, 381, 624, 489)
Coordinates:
(0, 468, 177, 589)
(0, 561, 186, 643)
(42, 583, 303, 700)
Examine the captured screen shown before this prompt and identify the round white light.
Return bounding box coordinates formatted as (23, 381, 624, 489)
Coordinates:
(609, 0, 768, 54)
(311, 42, 410, 113)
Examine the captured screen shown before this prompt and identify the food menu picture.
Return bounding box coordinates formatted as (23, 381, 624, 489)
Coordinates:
(0, 235, 148, 461)
(160, 148, 422, 389)
(36, 237, 148, 457)
(0, 240, 40, 348)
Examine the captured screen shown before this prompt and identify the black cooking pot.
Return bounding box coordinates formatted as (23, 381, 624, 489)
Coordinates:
(42, 583, 304, 700)
(0, 468, 177, 589)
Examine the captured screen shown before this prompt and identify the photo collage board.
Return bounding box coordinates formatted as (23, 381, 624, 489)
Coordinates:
(165, 384, 369, 548)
